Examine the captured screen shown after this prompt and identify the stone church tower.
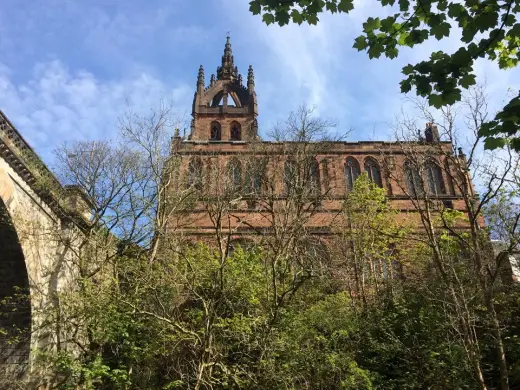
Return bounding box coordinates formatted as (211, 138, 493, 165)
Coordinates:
(190, 36, 258, 142)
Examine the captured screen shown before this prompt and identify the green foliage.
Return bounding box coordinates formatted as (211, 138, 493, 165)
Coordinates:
(263, 292, 373, 389)
(355, 290, 477, 389)
(249, 0, 520, 150)
(31, 236, 520, 389)
(31, 183, 520, 389)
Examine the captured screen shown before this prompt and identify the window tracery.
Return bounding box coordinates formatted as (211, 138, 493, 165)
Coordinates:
(345, 157, 360, 192)
(364, 157, 383, 188)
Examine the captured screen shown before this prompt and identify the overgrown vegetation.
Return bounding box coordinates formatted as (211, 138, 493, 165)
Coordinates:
(1, 100, 519, 389)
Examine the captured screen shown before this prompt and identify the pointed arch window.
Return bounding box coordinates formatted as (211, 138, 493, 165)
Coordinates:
(404, 161, 424, 197)
(345, 157, 360, 192)
(187, 157, 203, 191)
(245, 161, 264, 196)
(425, 161, 445, 195)
(321, 159, 330, 193)
(230, 122, 242, 141)
(284, 159, 297, 194)
(227, 159, 242, 192)
(364, 157, 383, 188)
(210, 121, 221, 141)
(307, 159, 321, 195)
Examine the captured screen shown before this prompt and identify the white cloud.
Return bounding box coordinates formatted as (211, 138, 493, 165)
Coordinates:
(221, 0, 520, 142)
(0, 60, 191, 163)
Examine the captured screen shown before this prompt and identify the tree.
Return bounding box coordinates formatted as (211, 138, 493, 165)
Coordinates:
(384, 85, 520, 389)
(249, 0, 520, 150)
(334, 173, 405, 306)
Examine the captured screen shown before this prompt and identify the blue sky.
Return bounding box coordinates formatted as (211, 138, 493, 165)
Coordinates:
(1, 0, 519, 165)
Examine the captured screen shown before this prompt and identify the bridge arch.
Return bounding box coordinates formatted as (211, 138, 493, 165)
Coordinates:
(0, 195, 31, 373)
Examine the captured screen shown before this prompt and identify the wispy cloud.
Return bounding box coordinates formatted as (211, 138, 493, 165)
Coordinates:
(0, 60, 191, 162)
(0, 0, 518, 155)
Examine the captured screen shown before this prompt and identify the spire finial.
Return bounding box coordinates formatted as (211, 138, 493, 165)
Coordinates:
(217, 36, 237, 80)
(247, 65, 255, 93)
(197, 65, 204, 86)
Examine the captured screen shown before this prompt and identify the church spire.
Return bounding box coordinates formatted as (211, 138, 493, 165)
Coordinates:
(247, 65, 255, 93)
(197, 65, 204, 85)
(217, 36, 238, 81)
(197, 65, 205, 94)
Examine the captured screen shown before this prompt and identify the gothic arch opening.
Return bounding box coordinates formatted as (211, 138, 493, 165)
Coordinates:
(210, 91, 241, 108)
(0, 197, 31, 373)
(210, 121, 222, 141)
(364, 157, 383, 188)
(227, 158, 242, 193)
(425, 160, 445, 195)
(187, 157, 203, 191)
(404, 160, 424, 197)
(230, 121, 242, 141)
(345, 157, 360, 192)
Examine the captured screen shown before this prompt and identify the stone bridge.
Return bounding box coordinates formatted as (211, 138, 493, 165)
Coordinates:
(0, 110, 88, 376)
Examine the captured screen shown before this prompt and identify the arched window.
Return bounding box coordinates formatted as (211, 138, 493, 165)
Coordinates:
(425, 161, 445, 195)
(307, 159, 321, 195)
(345, 157, 360, 192)
(227, 159, 242, 192)
(321, 159, 330, 192)
(230, 121, 242, 141)
(187, 157, 203, 191)
(364, 157, 383, 188)
(210, 121, 221, 141)
(245, 162, 263, 196)
(404, 161, 424, 197)
(284, 159, 297, 194)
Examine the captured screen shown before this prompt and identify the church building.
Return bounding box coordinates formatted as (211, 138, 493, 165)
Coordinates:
(164, 37, 476, 253)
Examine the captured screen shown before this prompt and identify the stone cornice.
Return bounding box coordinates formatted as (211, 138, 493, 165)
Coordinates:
(0, 110, 89, 230)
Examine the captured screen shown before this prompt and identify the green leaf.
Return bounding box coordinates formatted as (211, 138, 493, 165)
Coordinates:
(400, 79, 412, 93)
(428, 93, 443, 108)
(398, 32, 409, 45)
(325, 2, 337, 13)
(511, 138, 520, 152)
(451, 48, 470, 66)
(249, 1, 261, 15)
(368, 42, 384, 58)
(277, 10, 291, 25)
(338, 0, 354, 13)
(363, 17, 381, 33)
(387, 47, 399, 59)
(447, 3, 463, 18)
(402, 64, 414, 75)
(380, 16, 395, 32)
(398, 0, 410, 11)
(459, 74, 476, 89)
(431, 22, 450, 40)
(263, 13, 275, 25)
(307, 13, 319, 25)
(353, 36, 368, 51)
(484, 137, 506, 150)
(291, 9, 304, 24)
(478, 121, 496, 136)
